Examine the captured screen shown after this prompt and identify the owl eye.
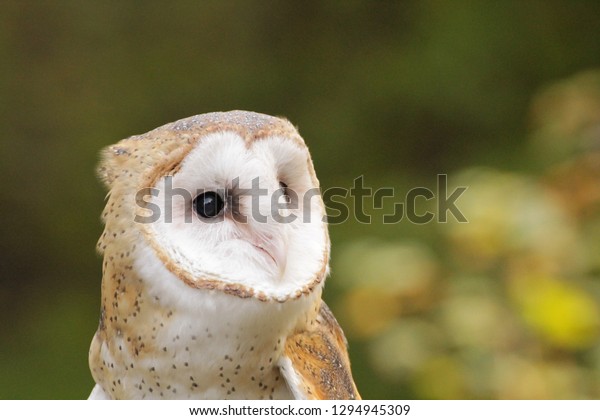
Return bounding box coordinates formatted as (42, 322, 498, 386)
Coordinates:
(279, 181, 290, 203)
(193, 191, 225, 218)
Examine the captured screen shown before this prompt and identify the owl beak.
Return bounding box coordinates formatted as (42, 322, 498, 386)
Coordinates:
(270, 236, 288, 276)
(253, 234, 287, 276)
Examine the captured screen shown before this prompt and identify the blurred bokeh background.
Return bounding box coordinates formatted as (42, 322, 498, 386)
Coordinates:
(2, 0, 600, 399)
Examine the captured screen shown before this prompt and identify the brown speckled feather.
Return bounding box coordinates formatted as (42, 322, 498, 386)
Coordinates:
(281, 302, 360, 400)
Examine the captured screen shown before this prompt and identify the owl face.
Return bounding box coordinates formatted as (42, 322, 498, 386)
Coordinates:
(100, 111, 330, 304)
(146, 130, 328, 300)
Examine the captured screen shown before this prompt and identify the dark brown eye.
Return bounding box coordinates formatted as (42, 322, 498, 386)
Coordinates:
(193, 191, 224, 218)
(279, 181, 288, 194)
(279, 181, 291, 203)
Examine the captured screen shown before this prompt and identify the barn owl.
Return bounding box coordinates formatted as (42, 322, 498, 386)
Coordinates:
(88, 111, 360, 400)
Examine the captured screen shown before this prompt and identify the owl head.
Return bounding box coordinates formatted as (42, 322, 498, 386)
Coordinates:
(97, 111, 329, 304)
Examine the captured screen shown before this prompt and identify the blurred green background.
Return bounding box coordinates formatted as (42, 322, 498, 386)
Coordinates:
(2, 0, 600, 399)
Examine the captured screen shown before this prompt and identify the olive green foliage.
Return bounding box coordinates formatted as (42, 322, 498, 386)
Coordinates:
(1, 1, 600, 399)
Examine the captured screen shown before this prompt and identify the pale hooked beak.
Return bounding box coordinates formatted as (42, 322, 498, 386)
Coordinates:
(252, 234, 288, 276)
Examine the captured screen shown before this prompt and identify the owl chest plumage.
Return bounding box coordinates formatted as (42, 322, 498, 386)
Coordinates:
(92, 305, 292, 399)
(89, 240, 321, 400)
